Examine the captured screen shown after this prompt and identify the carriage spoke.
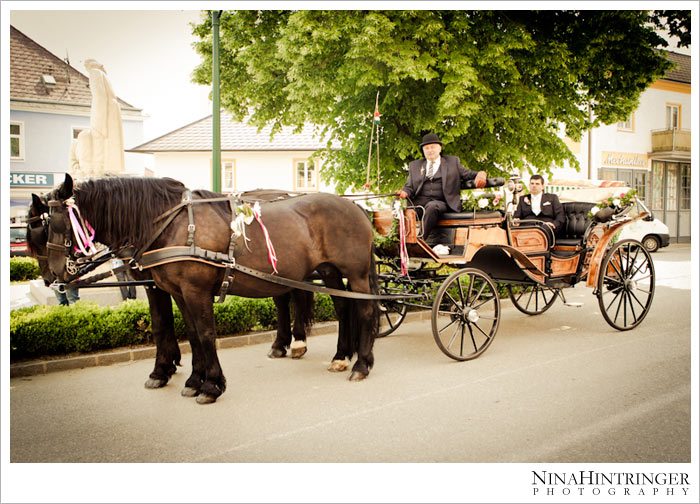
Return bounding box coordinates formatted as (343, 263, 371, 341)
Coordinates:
(467, 323, 478, 353)
(438, 316, 460, 334)
(445, 322, 462, 352)
(471, 293, 497, 311)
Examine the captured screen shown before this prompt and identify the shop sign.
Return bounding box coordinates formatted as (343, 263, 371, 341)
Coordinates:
(601, 152, 648, 169)
(10, 172, 54, 187)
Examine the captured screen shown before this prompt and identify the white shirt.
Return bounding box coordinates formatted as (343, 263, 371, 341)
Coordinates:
(426, 158, 441, 178)
(530, 192, 542, 215)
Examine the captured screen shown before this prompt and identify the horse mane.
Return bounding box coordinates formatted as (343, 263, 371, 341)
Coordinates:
(72, 177, 188, 250)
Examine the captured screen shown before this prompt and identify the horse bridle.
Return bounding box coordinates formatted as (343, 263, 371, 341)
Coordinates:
(46, 197, 81, 276)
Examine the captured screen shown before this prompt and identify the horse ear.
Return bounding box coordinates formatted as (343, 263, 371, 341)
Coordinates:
(58, 173, 74, 199)
(31, 193, 46, 212)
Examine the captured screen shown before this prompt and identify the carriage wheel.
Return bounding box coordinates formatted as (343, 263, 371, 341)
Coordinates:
(376, 260, 409, 338)
(507, 284, 559, 315)
(597, 239, 655, 331)
(431, 268, 500, 361)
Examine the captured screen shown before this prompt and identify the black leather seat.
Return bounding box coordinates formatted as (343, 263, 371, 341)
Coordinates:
(557, 202, 595, 246)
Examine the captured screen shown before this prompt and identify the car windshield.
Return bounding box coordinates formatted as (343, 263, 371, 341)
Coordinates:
(10, 227, 26, 241)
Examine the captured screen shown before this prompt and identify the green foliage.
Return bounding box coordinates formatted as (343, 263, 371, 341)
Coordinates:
(10, 294, 339, 359)
(192, 10, 675, 192)
(10, 257, 40, 281)
(372, 217, 400, 252)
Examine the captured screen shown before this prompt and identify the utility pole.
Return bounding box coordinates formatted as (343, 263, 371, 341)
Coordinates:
(211, 10, 222, 192)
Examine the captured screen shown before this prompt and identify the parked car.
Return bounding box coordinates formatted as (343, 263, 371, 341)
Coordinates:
(10, 223, 29, 257)
(558, 187, 670, 252)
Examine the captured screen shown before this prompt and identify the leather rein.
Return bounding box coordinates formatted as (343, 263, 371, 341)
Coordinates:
(49, 191, 414, 302)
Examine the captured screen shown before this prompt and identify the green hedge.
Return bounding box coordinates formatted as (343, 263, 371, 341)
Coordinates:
(10, 257, 40, 281)
(10, 294, 338, 360)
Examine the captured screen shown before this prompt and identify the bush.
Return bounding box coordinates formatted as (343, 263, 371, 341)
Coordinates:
(10, 257, 40, 281)
(10, 294, 340, 360)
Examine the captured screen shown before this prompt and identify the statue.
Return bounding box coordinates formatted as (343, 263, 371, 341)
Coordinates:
(69, 59, 125, 178)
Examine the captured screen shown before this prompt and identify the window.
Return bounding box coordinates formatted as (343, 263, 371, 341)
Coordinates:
(222, 160, 235, 191)
(11, 122, 24, 160)
(598, 167, 647, 202)
(617, 114, 634, 132)
(294, 159, 318, 191)
(651, 161, 664, 210)
(665, 104, 680, 130)
(680, 164, 690, 210)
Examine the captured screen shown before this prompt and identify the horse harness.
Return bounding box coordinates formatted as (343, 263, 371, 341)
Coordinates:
(47, 190, 407, 302)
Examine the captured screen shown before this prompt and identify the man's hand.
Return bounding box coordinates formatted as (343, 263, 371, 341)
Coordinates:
(545, 222, 555, 230)
(396, 190, 408, 199)
(474, 171, 487, 189)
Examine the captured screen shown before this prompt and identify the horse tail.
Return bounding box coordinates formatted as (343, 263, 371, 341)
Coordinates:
(346, 245, 380, 356)
(367, 244, 380, 336)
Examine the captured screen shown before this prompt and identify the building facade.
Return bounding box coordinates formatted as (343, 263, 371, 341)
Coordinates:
(128, 113, 338, 193)
(551, 51, 691, 243)
(9, 26, 146, 221)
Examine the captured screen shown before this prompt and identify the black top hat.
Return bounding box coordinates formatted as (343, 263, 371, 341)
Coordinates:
(419, 133, 443, 152)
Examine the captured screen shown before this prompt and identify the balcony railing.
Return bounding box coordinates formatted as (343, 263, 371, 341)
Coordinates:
(651, 129, 691, 153)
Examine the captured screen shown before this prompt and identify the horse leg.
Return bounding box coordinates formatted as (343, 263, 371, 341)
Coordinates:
(345, 255, 380, 381)
(180, 291, 226, 405)
(268, 292, 292, 358)
(144, 286, 181, 389)
(290, 290, 313, 359)
(317, 264, 353, 373)
(347, 297, 379, 381)
(172, 294, 208, 398)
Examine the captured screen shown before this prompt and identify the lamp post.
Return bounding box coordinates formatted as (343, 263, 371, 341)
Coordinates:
(211, 10, 222, 192)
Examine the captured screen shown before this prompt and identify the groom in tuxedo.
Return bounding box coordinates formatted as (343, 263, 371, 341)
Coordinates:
(513, 174, 565, 233)
(396, 133, 487, 246)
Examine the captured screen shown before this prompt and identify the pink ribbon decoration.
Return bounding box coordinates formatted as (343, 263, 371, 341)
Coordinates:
(393, 201, 410, 277)
(253, 202, 278, 274)
(67, 204, 97, 256)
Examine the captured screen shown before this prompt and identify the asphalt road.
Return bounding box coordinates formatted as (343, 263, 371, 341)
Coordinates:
(9, 246, 692, 464)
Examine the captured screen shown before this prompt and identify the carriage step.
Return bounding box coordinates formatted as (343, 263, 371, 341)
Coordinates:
(556, 289, 583, 307)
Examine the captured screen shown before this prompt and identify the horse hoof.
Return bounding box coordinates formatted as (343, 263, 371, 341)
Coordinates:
(267, 347, 287, 359)
(349, 371, 368, 382)
(196, 394, 217, 405)
(144, 377, 167, 389)
(328, 358, 350, 372)
(181, 387, 200, 397)
(290, 340, 307, 359)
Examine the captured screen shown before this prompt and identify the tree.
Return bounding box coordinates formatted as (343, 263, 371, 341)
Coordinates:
(192, 10, 677, 193)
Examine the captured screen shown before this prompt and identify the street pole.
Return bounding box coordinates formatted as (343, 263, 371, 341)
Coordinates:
(212, 10, 222, 192)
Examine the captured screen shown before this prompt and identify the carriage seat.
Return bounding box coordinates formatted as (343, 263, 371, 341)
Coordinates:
(437, 210, 503, 226)
(556, 202, 595, 247)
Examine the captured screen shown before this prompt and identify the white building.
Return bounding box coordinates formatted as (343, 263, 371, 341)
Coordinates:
(128, 113, 338, 193)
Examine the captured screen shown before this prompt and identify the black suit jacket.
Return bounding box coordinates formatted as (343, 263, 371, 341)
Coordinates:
(514, 192, 566, 232)
(401, 155, 478, 212)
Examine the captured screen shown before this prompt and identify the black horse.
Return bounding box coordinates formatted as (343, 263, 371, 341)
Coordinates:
(43, 174, 379, 404)
(28, 189, 318, 383)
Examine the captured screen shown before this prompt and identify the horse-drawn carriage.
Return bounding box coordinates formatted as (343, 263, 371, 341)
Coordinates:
(27, 174, 654, 403)
(372, 177, 655, 361)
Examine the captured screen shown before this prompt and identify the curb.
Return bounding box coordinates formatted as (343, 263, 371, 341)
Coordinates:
(9, 311, 430, 378)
